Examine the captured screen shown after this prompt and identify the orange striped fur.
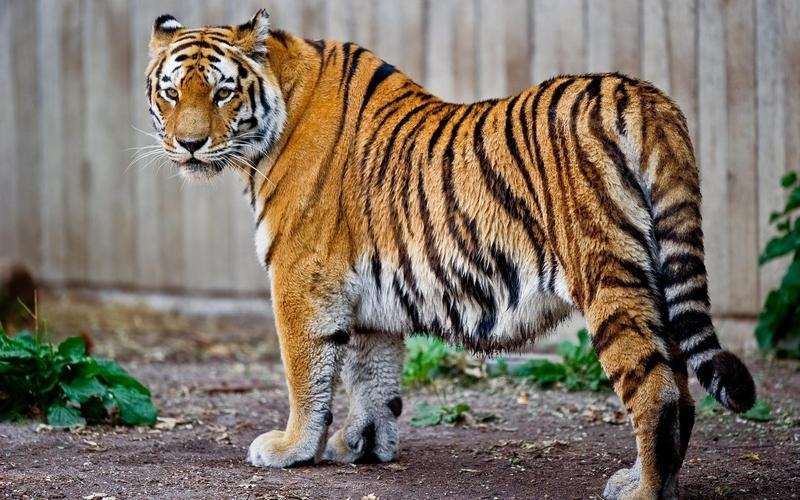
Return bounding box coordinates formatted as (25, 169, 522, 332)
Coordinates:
(146, 10, 756, 499)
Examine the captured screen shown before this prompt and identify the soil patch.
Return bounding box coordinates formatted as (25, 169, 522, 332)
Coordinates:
(2, 358, 798, 499)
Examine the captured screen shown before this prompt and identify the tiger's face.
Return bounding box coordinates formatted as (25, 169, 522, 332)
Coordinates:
(146, 10, 285, 180)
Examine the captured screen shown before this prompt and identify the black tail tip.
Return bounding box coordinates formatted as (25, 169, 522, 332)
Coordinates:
(712, 351, 756, 413)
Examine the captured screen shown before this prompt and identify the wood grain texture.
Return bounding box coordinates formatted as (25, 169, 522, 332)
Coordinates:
(756, 0, 787, 303)
(11, 0, 42, 273)
(724, 0, 758, 315)
(0, 1, 19, 262)
(697, 0, 730, 314)
(531, 0, 585, 81)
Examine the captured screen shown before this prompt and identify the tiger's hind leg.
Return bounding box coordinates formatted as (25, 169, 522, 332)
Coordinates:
(323, 330, 404, 463)
(585, 286, 687, 499)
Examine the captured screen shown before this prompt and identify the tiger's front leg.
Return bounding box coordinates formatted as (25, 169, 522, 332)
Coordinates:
(323, 330, 404, 463)
(246, 271, 348, 468)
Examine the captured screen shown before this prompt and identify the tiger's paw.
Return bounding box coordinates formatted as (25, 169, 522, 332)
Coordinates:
(247, 430, 319, 468)
(603, 465, 675, 500)
(322, 413, 399, 464)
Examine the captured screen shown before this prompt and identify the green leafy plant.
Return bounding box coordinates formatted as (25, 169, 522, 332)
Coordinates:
(697, 395, 772, 422)
(402, 335, 484, 386)
(409, 400, 471, 427)
(0, 322, 157, 427)
(493, 330, 610, 392)
(756, 171, 800, 358)
(402, 336, 454, 387)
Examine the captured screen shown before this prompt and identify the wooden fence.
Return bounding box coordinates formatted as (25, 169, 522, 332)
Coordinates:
(0, 0, 798, 318)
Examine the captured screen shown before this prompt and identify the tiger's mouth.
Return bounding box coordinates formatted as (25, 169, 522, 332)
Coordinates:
(177, 157, 224, 180)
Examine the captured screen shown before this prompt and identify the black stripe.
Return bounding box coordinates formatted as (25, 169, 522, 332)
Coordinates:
(669, 310, 712, 340)
(614, 79, 630, 135)
(619, 351, 668, 402)
(393, 276, 424, 332)
(489, 245, 520, 309)
(655, 200, 700, 226)
(474, 104, 544, 252)
(683, 334, 720, 359)
(441, 106, 493, 277)
(263, 230, 282, 268)
(665, 283, 709, 307)
(662, 254, 706, 283)
(359, 62, 398, 119)
(371, 249, 382, 292)
(375, 102, 436, 186)
(654, 400, 680, 489)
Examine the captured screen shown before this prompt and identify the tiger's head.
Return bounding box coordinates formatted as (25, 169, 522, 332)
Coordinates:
(145, 9, 286, 180)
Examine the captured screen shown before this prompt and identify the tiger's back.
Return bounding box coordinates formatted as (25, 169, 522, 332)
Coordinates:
(146, 12, 755, 499)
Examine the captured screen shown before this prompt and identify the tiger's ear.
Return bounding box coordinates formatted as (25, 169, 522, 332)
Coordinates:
(235, 9, 270, 58)
(150, 14, 183, 56)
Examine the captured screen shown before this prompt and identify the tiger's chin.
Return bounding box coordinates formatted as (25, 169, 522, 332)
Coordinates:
(177, 159, 224, 181)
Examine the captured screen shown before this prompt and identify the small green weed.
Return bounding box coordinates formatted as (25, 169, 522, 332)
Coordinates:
(409, 401, 471, 427)
(0, 308, 157, 427)
(494, 329, 610, 392)
(756, 171, 800, 358)
(697, 395, 773, 422)
(402, 336, 453, 386)
(402, 335, 483, 387)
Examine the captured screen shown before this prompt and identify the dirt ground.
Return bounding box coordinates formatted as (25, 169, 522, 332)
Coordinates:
(1, 294, 799, 499)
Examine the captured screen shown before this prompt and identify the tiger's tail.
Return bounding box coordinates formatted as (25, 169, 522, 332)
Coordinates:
(643, 88, 755, 413)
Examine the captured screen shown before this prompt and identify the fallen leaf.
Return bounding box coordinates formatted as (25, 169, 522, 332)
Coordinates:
(380, 463, 408, 471)
(739, 452, 760, 462)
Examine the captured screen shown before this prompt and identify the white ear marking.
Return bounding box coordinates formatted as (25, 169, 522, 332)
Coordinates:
(154, 14, 182, 32)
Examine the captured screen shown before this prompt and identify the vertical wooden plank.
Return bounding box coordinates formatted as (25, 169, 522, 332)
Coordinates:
(130, 0, 166, 289)
(641, 0, 670, 92)
(83, 0, 137, 286)
(611, 0, 642, 76)
(697, 0, 730, 314)
(452, 0, 477, 103)
(373, 0, 425, 83)
(62, 0, 89, 283)
(424, 0, 476, 102)
(425, 0, 457, 100)
(11, 0, 42, 275)
(531, 0, 584, 82)
(176, 2, 218, 292)
(585, 0, 613, 73)
(477, 0, 507, 99)
(783, 0, 800, 216)
(585, 0, 647, 80)
(156, 0, 187, 290)
(324, 0, 374, 47)
(302, 0, 327, 38)
(724, 0, 758, 315)
(0, 1, 19, 261)
(756, 0, 787, 302)
(503, 0, 531, 95)
(37, 0, 67, 285)
(665, 0, 698, 146)
(267, 0, 304, 34)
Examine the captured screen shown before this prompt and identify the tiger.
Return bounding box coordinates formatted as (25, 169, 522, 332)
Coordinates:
(145, 9, 756, 499)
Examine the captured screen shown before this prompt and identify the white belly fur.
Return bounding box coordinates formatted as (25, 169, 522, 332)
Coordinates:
(350, 256, 574, 351)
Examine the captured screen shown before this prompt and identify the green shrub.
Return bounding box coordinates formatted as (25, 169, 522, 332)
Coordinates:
(409, 401, 471, 427)
(0, 326, 157, 427)
(402, 335, 454, 386)
(697, 395, 772, 422)
(493, 329, 610, 392)
(756, 171, 800, 358)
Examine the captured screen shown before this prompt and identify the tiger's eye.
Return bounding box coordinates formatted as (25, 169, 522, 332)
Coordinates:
(215, 88, 232, 101)
(164, 88, 179, 100)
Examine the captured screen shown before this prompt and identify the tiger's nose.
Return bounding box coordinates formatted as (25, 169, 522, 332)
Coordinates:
(177, 137, 208, 153)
